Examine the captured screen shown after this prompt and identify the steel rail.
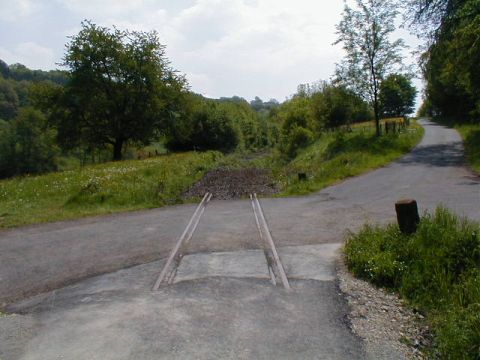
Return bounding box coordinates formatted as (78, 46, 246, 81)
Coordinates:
(167, 192, 212, 284)
(152, 192, 211, 291)
(253, 193, 291, 290)
(250, 194, 277, 286)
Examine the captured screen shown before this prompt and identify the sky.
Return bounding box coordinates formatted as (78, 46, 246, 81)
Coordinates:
(0, 0, 424, 104)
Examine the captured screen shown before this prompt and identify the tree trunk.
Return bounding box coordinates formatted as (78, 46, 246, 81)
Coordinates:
(374, 95, 381, 137)
(113, 138, 124, 161)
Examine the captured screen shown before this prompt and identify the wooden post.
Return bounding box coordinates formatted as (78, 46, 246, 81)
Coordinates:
(395, 199, 420, 235)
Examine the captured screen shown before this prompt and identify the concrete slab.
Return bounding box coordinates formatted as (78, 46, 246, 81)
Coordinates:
(174, 249, 271, 283)
(172, 244, 342, 284)
(280, 243, 342, 282)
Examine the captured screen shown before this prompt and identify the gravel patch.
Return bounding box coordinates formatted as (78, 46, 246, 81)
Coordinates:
(337, 256, 432, 360)
(184, 168, 279, 200)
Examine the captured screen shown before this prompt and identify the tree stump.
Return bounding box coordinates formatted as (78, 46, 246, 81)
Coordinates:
(395, 199, 420, 235)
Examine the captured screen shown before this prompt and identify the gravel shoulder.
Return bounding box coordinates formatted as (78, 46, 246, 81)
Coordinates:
(337, 255, 432, 359)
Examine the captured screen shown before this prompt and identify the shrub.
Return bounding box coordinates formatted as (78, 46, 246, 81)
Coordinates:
(280, 126, 314, 158)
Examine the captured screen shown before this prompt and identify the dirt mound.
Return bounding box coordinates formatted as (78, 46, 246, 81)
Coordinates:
(184, 168, 279, 200)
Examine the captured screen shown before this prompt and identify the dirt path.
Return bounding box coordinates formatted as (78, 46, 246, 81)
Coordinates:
(0, 119, 478, 359)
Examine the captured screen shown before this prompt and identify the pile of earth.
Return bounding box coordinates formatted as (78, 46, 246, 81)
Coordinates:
(184, 168, 280, 200)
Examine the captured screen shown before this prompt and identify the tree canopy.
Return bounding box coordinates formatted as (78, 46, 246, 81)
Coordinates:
(55, 21, 188, 160)
(407, 0, 480, 122)
(379, 74, 417, 118)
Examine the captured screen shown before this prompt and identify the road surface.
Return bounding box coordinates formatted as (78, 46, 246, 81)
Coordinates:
(0, 120, 478, 359)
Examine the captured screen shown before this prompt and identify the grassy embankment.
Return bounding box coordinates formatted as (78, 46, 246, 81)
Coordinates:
(219, 120, 424, 196)
(345, 208, 480, 358)
(0, 121, 423, 228)
(456, 124, 480, 173)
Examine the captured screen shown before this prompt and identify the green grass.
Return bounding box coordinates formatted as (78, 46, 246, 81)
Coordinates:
(0, 121, 423, 228)
(0, 151, 222, 228)
(277, 122, 423, 195)
(345, 207, 480, 358)
(456, 124, 480, 173)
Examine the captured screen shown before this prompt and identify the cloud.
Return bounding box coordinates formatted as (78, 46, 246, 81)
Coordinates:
(162, 0, 345, 99)
(0, 0, 38, 22)
(0, 42, 55, 70)
(0, 0, 423, 102)
(56, 0, 154, 18)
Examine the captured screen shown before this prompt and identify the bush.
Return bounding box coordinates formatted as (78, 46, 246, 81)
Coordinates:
(345, 207, 480, 358)
(280, 126, 314, 158)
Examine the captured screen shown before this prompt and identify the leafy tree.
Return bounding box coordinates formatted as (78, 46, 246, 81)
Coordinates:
(311, 84, 371, 130)
(335, 0, 406, 136)
(13, 108, 58, 175)
(0, 59, 9, 78)
(404, 0, 467, 39)
(406, 0, 480, 122)
(0, 119, 14, 177)
(0, 77, 19, 120)
(0, 108, 58, 178)
(166, 99, 239, 152)
(56, 21, 188, 160)
(379, 74, 417, 117)
(417, 99, 434, 117)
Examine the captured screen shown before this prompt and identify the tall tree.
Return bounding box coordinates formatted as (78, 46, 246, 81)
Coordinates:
(379, 74, 417, 117)
(335, 0, 406, 136)
(404, 0, 467, 39)
(57, 21, 188, 160)
(406, 0, 480, 122)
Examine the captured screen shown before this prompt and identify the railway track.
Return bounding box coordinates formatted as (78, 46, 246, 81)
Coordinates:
(152, 192, 290, 291)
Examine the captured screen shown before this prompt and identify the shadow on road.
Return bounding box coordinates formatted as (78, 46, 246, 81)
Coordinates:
(398, 142, 465, 168)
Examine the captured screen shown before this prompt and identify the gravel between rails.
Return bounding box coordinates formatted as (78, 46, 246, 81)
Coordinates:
(337, 256, 433, 360)
(184, 168, 279, 200)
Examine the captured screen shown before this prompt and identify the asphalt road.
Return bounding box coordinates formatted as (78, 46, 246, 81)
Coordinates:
(0, 119, 479, 359)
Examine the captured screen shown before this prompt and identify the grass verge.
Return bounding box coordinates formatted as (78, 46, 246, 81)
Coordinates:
(0, 121, 423, 228)
(456, 124, 480, 173)
(431, 117, 480, 174)
(345, 207, 480, 358)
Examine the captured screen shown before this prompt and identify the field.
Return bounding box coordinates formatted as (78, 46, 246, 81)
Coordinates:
(0, 121, 424, 228)
(0, 152, 221, 227)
